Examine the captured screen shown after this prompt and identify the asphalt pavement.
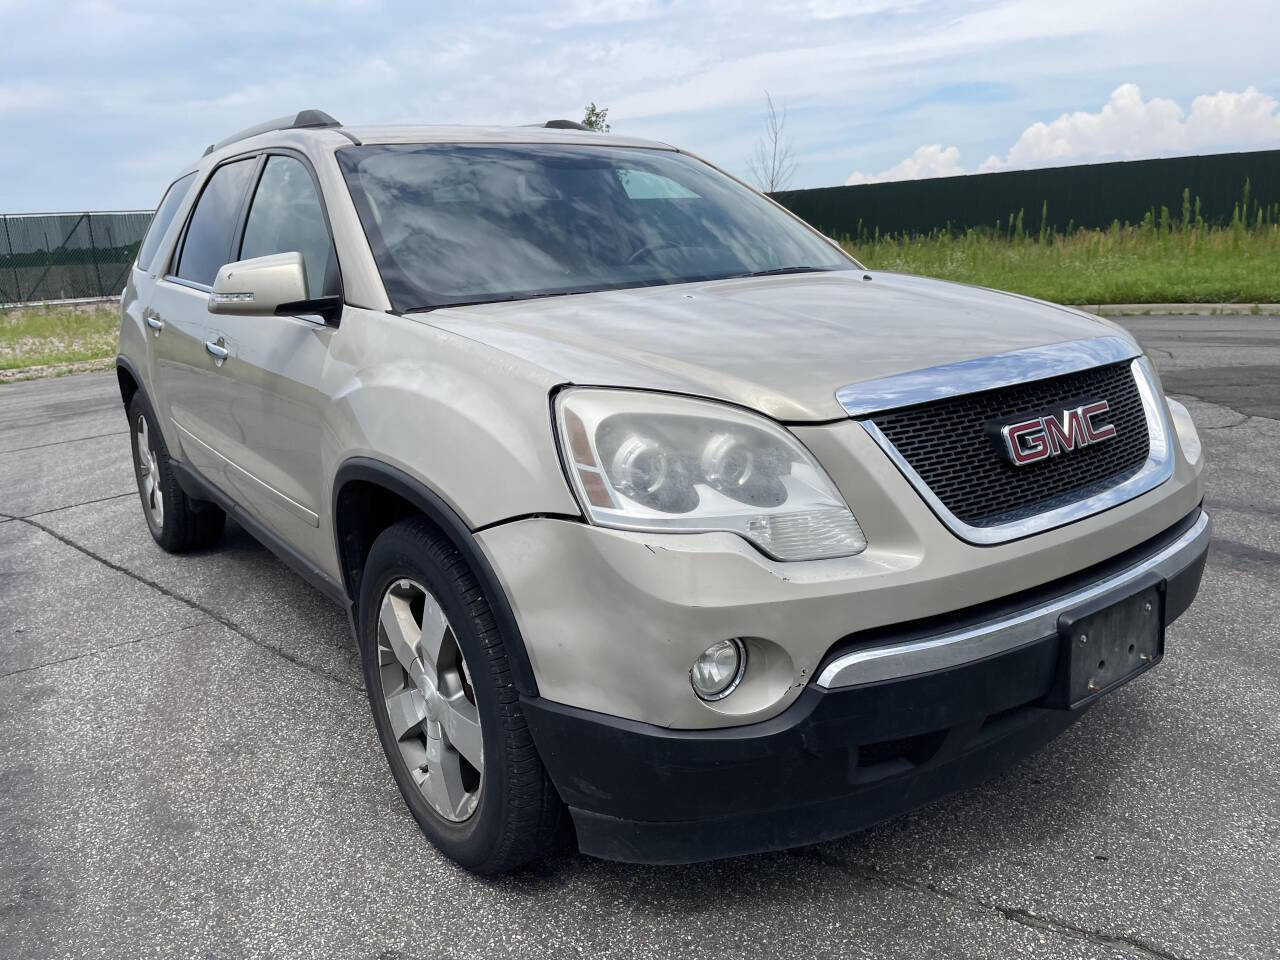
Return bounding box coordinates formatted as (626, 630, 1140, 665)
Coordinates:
(1, 315, 1277, 960)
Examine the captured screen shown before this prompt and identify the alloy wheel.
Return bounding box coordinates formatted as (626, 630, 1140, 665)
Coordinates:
(377, 578, 484, 822)
(135, 414, 164, 527)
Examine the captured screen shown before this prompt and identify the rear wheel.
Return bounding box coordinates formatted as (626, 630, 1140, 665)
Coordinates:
(358, 517, 566, 874)
(127, 393, 225, 552)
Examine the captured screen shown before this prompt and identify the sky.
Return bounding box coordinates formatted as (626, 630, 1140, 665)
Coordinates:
(0, 0, 1277, 212)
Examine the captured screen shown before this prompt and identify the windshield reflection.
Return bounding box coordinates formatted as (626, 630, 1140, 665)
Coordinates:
(337, 144, 853, 312)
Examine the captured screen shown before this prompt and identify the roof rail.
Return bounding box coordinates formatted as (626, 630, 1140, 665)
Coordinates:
(203, 109, 341, 157)
(542, 119, 590, 131)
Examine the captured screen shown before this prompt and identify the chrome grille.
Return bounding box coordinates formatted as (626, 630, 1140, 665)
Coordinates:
(866, 361, 1150, 527)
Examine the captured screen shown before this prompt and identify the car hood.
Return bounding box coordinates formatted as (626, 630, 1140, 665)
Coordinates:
(417, 271, 1128, 422)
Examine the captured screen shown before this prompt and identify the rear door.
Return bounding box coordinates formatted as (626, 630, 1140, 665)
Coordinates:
(127, 170, 196, 387)
(197, 151, 342, 540)
(147, 156, 257, 489)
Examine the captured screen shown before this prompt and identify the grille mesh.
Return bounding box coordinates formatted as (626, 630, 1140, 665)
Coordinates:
(868, 361, 1150, 527)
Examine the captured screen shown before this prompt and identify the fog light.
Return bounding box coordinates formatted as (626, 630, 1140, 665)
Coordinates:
(690, 639, 746, 701)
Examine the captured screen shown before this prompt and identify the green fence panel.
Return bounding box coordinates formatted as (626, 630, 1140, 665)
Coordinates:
(0, 210, 154, 305)
(772, 149, 1280, 239)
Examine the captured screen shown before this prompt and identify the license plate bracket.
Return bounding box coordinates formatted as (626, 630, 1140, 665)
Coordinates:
(1046, 573, 1165, 710)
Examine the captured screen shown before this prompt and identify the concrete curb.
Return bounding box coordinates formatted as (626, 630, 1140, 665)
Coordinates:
(1086, 303, 1280, 317)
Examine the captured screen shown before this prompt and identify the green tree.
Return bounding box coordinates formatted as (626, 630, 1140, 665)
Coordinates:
(582, 102, 611, 132)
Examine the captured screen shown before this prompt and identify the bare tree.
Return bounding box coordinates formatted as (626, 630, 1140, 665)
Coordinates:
(746, 91, 797, 193)
(582, 102, 611, 132)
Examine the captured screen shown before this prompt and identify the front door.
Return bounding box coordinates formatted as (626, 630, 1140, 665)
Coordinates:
(196, 152, 343, 543)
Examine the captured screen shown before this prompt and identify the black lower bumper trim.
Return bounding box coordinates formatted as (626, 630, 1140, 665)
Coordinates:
(568, 707, 1076, 864)
(521, 508, 1209, 864)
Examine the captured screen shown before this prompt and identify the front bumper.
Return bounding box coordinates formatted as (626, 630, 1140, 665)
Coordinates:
(520, 508, 1209, 864)
(478, 412, 1203, 731)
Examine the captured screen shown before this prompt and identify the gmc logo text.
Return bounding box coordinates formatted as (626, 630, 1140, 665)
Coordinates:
(1000, 401, 1117, 466)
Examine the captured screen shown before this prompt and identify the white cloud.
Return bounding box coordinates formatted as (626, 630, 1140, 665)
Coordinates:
(845, 144, 965, 184)
(848, 84, 1280, 184)
(3, 0, 1280, 209)
(555, 0, 668, 25)
(981, 83, 1280, 171)
(0, 82, 61, 115)
(806, 0, 924, 18)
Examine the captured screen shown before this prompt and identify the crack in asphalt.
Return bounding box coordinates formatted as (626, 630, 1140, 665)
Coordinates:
(18, 491, 135, 518)
(1209, 537, 1280, 569)
(12, 514, 362, 693)
(1166, 390, 1279, 426)
(0, 621, 208, 681)
(0, 429, 128, 456)
(794, 850, 1187, 960)
(1205, 496, 1280, 520)
(1202, 415, 1254, 431)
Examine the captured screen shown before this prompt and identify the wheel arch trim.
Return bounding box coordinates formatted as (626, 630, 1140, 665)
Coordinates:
(332, 457, 540, 696)
(115, 353, 145, 405)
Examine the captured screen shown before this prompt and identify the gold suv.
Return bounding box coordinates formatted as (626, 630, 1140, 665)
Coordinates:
(117, 110, 1209, 873)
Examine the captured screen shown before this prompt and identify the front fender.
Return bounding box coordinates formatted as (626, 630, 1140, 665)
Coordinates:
(320, 308, 582, 532)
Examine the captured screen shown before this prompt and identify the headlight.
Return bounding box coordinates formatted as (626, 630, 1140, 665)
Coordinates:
(555, 388, 867, 561)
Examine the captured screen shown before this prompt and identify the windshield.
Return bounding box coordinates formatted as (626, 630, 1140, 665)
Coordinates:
(337, 143, 853, 312)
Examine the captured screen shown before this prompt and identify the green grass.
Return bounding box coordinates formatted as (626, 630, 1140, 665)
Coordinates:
(843, 221, 1280, 305)
(0, 302, 119, 374)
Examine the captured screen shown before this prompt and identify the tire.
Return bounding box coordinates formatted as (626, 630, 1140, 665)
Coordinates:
(358, 517, 566, 874)
(127, 393, 225, 553)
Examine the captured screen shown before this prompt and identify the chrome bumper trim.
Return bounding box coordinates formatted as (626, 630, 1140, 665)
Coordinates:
(834, 336, 1141, 417)
(859, 357, 1174, 545)
(816, 511, 1210, 690)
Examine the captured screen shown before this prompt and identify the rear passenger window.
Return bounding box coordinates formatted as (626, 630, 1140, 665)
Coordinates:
(240, 156, 340, 299)
(137, 173, 195, 272)
(176, 158, 255, 287)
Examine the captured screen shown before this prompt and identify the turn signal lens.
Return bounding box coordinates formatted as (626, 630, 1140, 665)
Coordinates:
(1165, 397, 1202, 464)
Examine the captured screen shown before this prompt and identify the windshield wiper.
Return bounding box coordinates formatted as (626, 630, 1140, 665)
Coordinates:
(404, 290, 590, 314)
(402, 267, 840, 313)
(735, 266, 838, 279)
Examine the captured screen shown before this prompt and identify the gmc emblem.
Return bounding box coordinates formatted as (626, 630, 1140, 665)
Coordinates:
(999, 401, 1117, 466)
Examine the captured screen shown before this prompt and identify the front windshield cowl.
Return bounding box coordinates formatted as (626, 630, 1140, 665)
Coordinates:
(336, 142, 854, 314)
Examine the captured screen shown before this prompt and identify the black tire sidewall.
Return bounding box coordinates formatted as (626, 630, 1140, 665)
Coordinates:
(357, 524, 514, 868)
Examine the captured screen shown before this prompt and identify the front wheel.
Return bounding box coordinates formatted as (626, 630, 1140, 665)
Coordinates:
(358, 518, 566, 874)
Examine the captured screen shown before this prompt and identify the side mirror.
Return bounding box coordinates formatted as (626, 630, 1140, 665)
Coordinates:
(210, 251, 341, 326)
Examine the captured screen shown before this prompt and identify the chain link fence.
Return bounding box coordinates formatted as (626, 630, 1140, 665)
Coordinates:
(0, 211, 154, 306)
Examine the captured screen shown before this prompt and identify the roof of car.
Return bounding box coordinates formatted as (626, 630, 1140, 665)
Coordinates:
(189, 113, 677, 176)
(343, 125, 673, 151)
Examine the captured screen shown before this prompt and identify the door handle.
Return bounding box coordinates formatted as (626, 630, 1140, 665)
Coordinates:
(145, 313, 164, 332)
(205, 338, 229, 362)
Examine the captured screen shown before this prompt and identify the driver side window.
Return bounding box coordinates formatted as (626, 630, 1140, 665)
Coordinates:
(240, 155, 340, 300)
